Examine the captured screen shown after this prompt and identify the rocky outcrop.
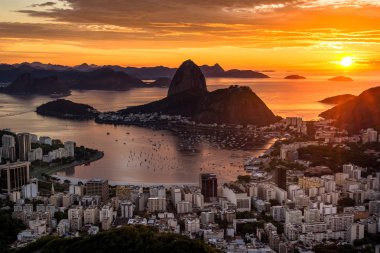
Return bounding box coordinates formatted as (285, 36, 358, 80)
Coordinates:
(167, 60, 207, 96)
(319, 86, 380, 133)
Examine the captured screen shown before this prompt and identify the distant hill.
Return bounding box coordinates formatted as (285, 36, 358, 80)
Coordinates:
(0, 64, 61, 83)
(73, 63, 99, 72)
(0, 73, 70, 95)
(328, 76, 353, 82)
(285, 75, 306, 80)
(200, 63, 224, 76)
(123, 66, 177, 80)
(149, 77, 171, 87)
(119, 60, 278, 126)
(117, 64, 269, 79)
(0, 62, 270, 82)
(15, 62, 69, 71)
(0, 67, 147, 93)
(36, 99, 99, 119)
(214, 69, 269, 78)
(319, 94, 357, 105)
(319, 86, 380, 133)
(71, 68, 146, 91)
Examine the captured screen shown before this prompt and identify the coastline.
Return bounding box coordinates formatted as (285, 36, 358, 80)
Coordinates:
(30, 151, 104, 179)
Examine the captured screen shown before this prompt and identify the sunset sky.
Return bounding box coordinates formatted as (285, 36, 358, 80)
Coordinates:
(1, 0, 380, 71)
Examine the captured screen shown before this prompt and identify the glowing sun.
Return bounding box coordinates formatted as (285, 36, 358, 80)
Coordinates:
(341, 56, 353, 67)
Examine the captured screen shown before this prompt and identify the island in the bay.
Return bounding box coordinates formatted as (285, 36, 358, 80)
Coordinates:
(328, 75, 354, 82)
(284, 75, 306, 80)
(36, 99, 99, 120)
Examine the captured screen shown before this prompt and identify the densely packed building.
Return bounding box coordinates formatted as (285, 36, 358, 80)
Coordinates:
(2, 118, 380, 252)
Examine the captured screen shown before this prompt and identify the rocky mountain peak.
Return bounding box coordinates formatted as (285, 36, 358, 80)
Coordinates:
(167, 59, 207, 97)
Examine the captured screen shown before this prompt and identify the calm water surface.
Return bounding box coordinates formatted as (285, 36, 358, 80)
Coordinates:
(0, 75, 378, 184)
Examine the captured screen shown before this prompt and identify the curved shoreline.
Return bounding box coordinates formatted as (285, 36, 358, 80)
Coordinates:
(31, 151, 104, 179)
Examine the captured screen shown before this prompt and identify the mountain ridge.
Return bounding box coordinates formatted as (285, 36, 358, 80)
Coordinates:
(0, 62, 270, 82)
(0, 73, 70, 95)
(319, 86, 380, 133)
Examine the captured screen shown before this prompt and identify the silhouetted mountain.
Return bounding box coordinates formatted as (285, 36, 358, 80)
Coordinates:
(168, 60, 207, 96)
(319, 86, 380, 133)
(0, 65, 65, 83)
(194, 85, 278, 125)
(0, 73, 69, 95)
(0, 64, 15, 71)
(0, 66, 147, 92)
(36, 99, 99, 119)
(285, 75, 306, 80)
(150, 77, 171, 87)
(228, 69, 269, 78)
(328, 76, 353, 82)
(200, 63, 225, 76)
(123, 66, 177, 80)
(71, 68, 146, 91)
(213, 69, 269, 78)
(119, 60, 278, 126)
(121, 63, 268, 79)
(15, 62, 69, 71)
(73, 63, 99, 72)
(319, 94, 356, 105)
(0, 62, 270, 82)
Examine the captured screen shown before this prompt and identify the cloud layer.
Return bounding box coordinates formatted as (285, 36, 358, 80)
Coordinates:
(0, 0, 379, 68)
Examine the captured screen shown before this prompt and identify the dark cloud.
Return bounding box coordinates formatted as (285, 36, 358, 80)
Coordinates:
(19, 0, 298, 27)
(29, 1, 56, 8)
(1, 0, 378, 50)
(0, 21, 379, 50)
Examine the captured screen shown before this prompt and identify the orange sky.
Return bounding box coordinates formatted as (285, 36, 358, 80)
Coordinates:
(1, 0, 380, 71)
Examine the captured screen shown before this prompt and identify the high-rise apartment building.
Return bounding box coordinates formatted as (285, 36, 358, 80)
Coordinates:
(0, 161, 30, 194)
(276, 166, 287, 190)
(200, 173, 217, 202)
(85, 179, 109, 202)
(64, 141, 76, 157)
(17, 133, 31, 161)
(120, 201, 134, 218)
(1, 135, 16, 162)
